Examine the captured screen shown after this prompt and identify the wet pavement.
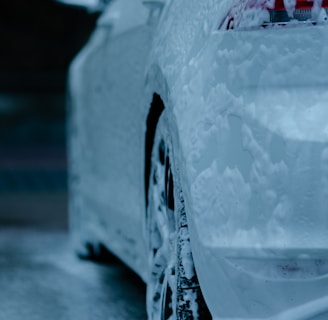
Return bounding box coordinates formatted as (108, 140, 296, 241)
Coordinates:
(0, 227, 147, 320)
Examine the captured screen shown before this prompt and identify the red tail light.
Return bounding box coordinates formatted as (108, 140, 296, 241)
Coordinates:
(220, 0, 328, 30)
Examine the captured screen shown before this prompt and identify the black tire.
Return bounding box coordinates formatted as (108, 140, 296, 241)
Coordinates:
(146, 112, 211, 320)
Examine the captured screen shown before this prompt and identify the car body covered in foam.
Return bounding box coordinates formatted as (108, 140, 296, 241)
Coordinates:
(68, 0, 328, 318)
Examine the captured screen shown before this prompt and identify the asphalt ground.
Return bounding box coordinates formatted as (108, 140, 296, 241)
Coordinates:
(0, 227, 147, 320)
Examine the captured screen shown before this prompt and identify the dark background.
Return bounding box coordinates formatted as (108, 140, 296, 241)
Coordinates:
(0, 0, 99, 226)
(0, 5, 148, 318)
(0, 5, 148, 319)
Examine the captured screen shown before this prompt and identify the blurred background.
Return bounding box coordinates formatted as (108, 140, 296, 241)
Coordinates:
(0, 0, 99, 228)
(0, 0, 146, 320)
(0, 3, 148, 319)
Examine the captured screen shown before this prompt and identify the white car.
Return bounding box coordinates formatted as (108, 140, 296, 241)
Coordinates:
(67, 0, 328, 319)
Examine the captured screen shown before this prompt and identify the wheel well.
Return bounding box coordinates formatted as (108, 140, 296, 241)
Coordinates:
(145, 93, 164, 206)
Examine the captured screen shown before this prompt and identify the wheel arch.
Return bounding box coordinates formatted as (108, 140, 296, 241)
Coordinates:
(144, 93, 165, 207)
(144, 93, 213, 319)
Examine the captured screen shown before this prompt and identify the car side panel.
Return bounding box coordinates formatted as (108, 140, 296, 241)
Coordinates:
(70, 0, 152, 278)
(147, 0, 328, 318)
